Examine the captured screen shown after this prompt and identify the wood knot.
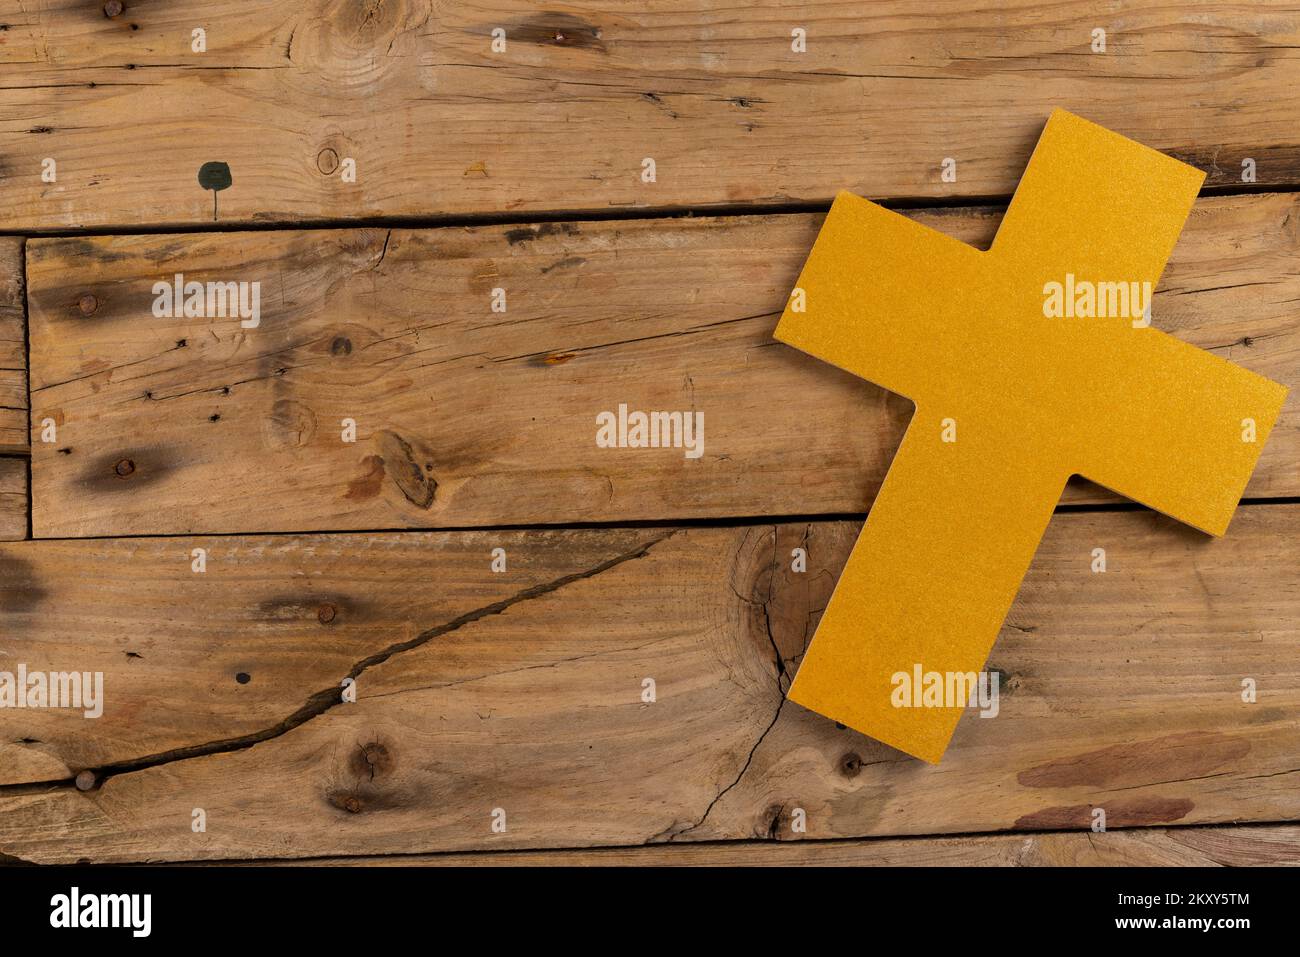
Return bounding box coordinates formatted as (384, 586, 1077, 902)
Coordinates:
(763, 803, 786, 839)
(374, 430, 437, 509)
(351, 741, 394, 781)
(262, 399, 317, 451)
(330, 335, 353, 356)
(511, 14, 605, 52)
(839, 752, 862, 778)
(317, 147, 340, 175)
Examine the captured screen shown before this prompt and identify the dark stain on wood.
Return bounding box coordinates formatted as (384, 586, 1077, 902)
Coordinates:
(0, 553, 49, 612)
(503, 221, 579, 246)
(327, 791, 367, 814)
(261, 398, 317, 450)
(762, 803, 787, 840)
(374, 430, 437, 509)
(540, 255, 587, 274)
(41, 238, 132, 268)
(1246, 706, 1288, 724)
(79, 448, 172, 493)
(350, 740, 394, 781)
(1017, 731, 1250, 790)
(536, 351, 576, 366)
(345, 454, 385, 501)
(252, 594, 360, 624)
(1168, 143, 1300, 187)
(325, 779, 409, 816)
(505, 13, 605, 52)
(1014, 797, 1195, 830)
(986, 664, 1017, 696)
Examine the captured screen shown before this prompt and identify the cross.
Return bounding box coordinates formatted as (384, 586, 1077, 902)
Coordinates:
(775, 110, 1288, 763)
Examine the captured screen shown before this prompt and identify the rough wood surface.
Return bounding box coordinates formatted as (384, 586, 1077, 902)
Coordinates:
(0, 506, 1294, 864)
(27, 192, 1299, 538)
(0, 238, 25, 454)
(254, 824, 1300, 866)
(1, 1, 1299, 230)
(0, 457, 25, 541)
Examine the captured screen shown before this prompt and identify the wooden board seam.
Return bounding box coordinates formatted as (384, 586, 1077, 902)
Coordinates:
(20, 820, 1300, 868)
(6, 181, 1296, 242)
(11, 497, 1294, 546)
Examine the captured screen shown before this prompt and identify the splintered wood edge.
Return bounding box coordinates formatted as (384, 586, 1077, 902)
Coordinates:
(0, 237, 24, 457)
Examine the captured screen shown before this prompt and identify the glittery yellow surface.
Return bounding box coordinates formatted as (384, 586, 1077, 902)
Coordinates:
(774, 109, 1289, 763)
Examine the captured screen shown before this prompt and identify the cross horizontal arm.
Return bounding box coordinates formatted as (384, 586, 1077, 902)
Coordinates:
(774, 191, 988, 402)
(1066, 332, 1287, 535)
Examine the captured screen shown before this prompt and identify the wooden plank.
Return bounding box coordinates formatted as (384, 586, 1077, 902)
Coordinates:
(1, 1, 1299, 230)
(0, 238, 25, 454)
(251, 825, 1300, 866)
(0, 457, 26, 540)
(0, 505, 1295, 863)
(27, 192, 1299, 537)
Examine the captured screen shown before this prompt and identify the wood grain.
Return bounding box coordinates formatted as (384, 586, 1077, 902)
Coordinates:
(256, 825, 1300, 866)
(0, 506, 1295, 863)
(2, 1, 1299, 230)
(27, 192, 1299, 537)
(0, 238, 25, 454)
(0, 457, 25, 540)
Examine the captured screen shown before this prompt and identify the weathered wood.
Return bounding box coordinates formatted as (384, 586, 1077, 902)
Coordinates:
(0, 457, 25, 540)
(0, 505, 1295, 863)
(258, 824, 1300, 866)
(0, 239, 25, 454)
(27, 192, 1299, 537)
(1, 1, 1299, 230)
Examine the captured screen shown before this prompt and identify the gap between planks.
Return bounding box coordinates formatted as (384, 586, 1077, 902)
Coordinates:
(8, 495, 1298, 546)
(4, 180, 1296, 242)
(177, 820, 1300, 867)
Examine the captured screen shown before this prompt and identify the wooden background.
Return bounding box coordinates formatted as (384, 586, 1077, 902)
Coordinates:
(0, 0, 1296, 866)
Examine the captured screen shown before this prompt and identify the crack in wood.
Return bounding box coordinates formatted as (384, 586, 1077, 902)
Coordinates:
(0, 528, 680, 793)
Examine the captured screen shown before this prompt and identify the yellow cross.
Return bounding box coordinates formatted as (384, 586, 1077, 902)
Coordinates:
(775, 110, 1288, 763)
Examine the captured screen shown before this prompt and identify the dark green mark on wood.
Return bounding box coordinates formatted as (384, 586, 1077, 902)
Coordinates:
(197, 162, 232, 221)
